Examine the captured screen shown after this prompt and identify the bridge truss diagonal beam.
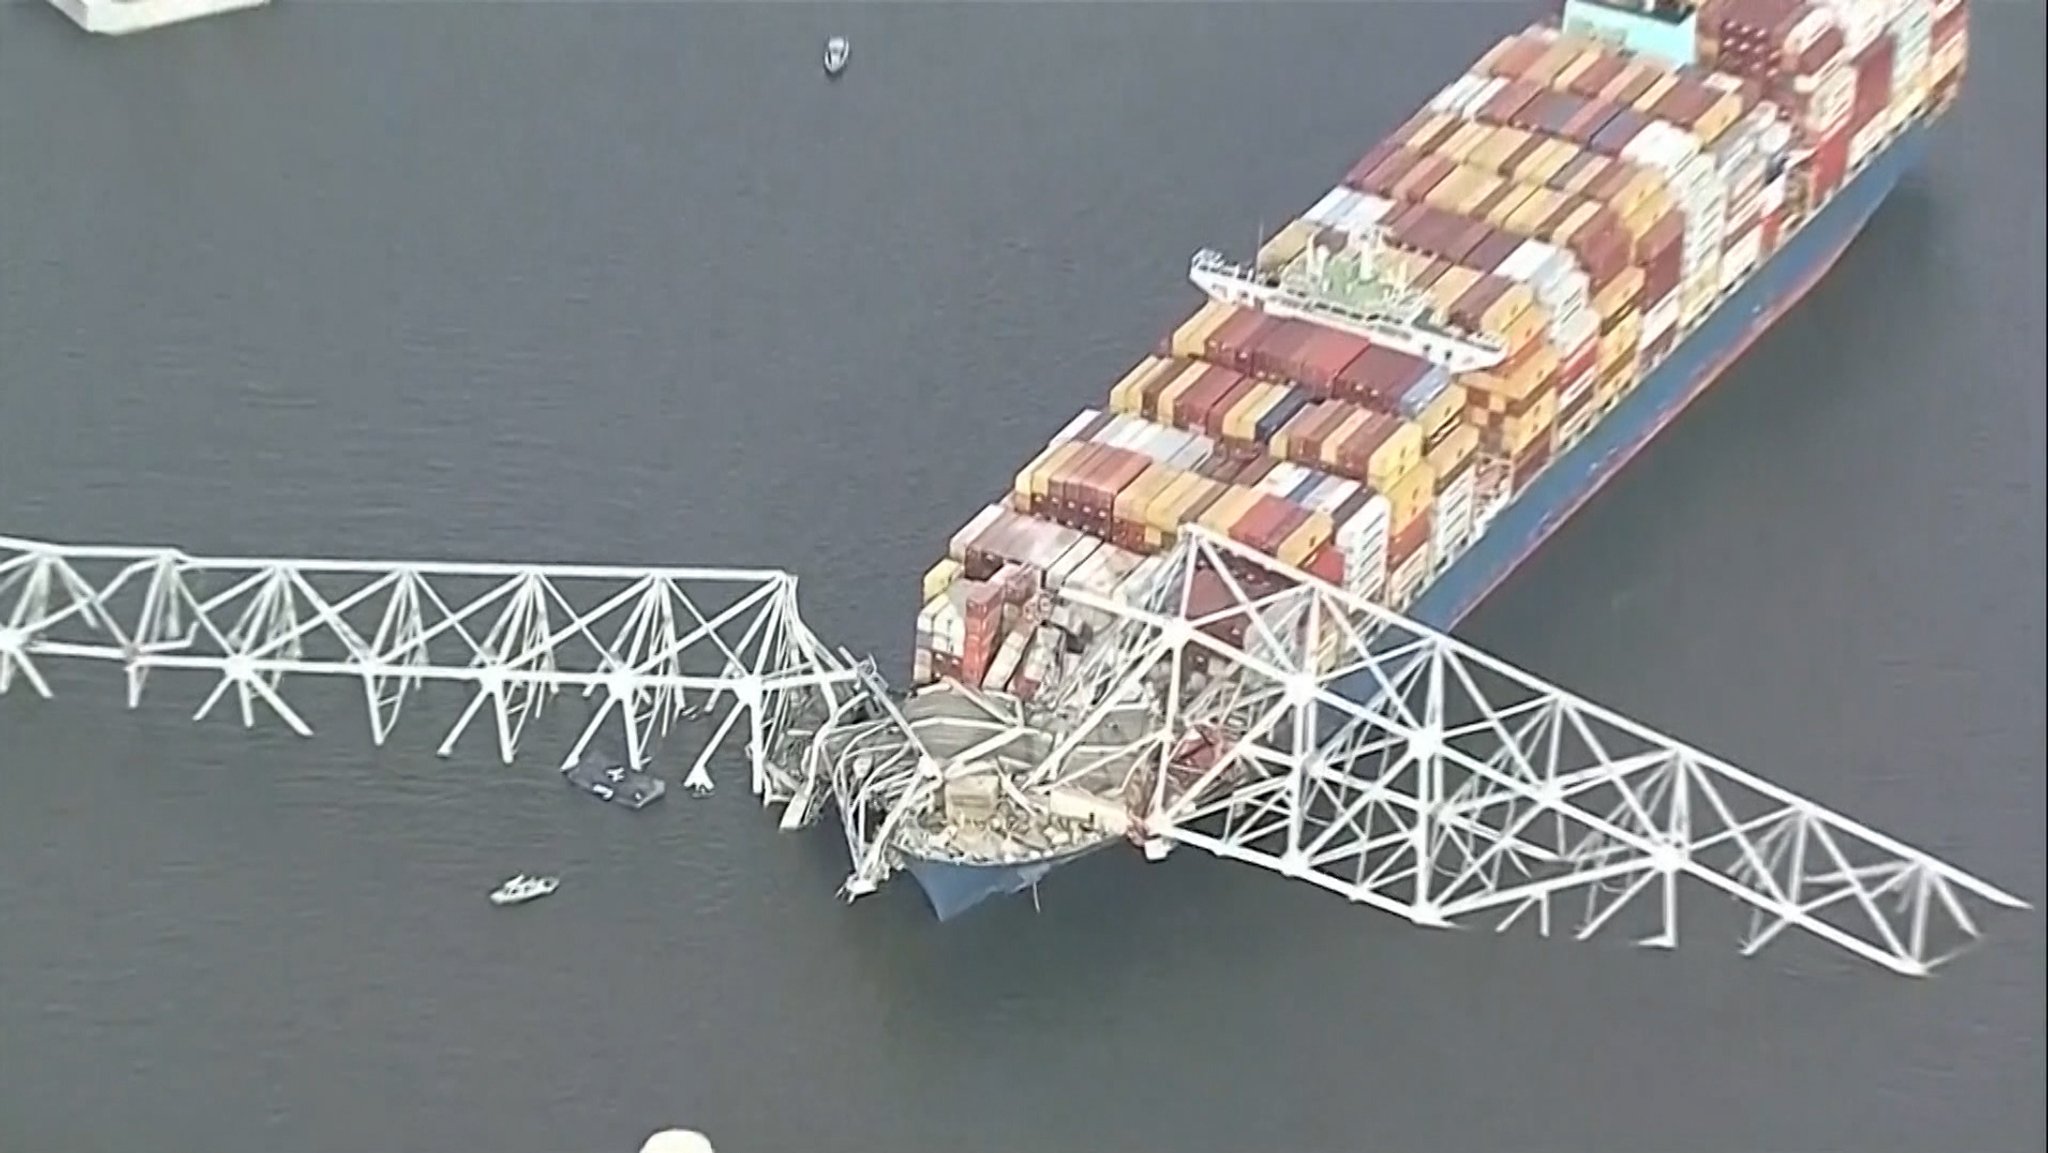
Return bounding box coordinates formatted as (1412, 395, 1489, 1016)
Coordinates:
(0, 534, 863, 804)
(969, 527, 2026, 978)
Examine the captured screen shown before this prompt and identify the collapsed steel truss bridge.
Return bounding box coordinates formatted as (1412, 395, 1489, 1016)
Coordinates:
(0, 530, 2024, 978)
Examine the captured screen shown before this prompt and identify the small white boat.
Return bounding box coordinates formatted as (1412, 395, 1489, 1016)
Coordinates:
(823, 36, 850, 78)
(489, 874, 560, 907)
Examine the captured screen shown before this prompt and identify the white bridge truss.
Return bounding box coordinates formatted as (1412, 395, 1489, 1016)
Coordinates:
(808, 528, 2026, 979)
(0, 534, 864, 806)
(1, 530, 2026, 978)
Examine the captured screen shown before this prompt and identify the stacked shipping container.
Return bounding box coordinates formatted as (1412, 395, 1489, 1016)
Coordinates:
(912, 3, 1963, 695)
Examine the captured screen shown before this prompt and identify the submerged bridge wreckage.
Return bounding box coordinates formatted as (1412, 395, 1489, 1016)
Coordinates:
(0, 529, 2025, 978)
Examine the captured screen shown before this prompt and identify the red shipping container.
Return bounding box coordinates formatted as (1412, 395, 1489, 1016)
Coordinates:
(1637, 209, 1687, 304)
(1200, 376, 1264, 439)
(1345, 140, 1404, 190)
(1203, 311, 1268, 373)
(1236, 458, 1277, 490)
(1165, 365, 1231, 428)
(1387, 516, 1431, 575)
(1350, 148, 1422, 198)
(1464, 228, 1524, 275)
(1509, 436, 1553, 493)
(1295, 403, 1357, 463)
(1392, 153, 1461, 206)
(1476, 30, 1549, 79)
(1137, 360, 1194, 419)
(1848, 34, 1896, 132)
(1808, 116, 1853, 202)
(1302, 539, 1346, 588)
(1296, 329, 1373, 393)
(1479, 78, 1546, 127)
(1334, 343, 1431, 409)
(1250, 320, 1323, 382)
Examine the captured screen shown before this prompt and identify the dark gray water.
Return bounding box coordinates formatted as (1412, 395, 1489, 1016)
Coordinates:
(2, 4, 2042, 1152)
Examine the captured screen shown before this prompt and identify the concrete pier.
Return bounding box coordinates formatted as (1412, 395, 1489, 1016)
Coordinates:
(45, 0, 269, 36)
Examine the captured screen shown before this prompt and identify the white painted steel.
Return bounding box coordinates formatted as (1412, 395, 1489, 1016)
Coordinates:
(811, 527, 2025, 978)
(0, 534, 864, 805)
(1, 530, 2023, 976)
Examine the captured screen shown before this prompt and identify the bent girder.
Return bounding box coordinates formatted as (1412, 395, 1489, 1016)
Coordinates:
(0, 534, 861, 800)
(1047, 528, 2027, 977)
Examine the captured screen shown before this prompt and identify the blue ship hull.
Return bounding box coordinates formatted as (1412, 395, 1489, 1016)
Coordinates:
(907, 116, 1932, 923)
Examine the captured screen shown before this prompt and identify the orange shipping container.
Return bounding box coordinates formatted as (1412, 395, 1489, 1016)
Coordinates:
(1468, 125, 1531, 173)
(1155, 362, 1215, 425)
(1313, 409, 1373, 468)
(1170, 302, 1233, 360)
(1414, 380, 1468, 447)
(1276, 514, 1333, 570)
(1504, 187, 1566, 233)
(1327, 411, 1426, 491)
(1198, 487, 1262, 537)
(1142, 473, 1203, 536)
(1630, 72, 1682, 114)
(1435, 121, 1496, 162)
(1019, 440, 1083, 507)
(1256, 218, 1320, 271)
(1690, 91, 1746, 146)
(1527, 41, 1587, 85)
(1109, 357, 1172, 415)
(1472, 390, 1559, 457)
(1163, 477, 1227, 536)
(1594, 266, 1648, 321)
(1383, 460, 1438, 535)
(1401, 113, 1462, 155)
(1114, 464, 1178, 539)
(1552, 48, 1604, 92)
(1220, 382, 1286, 446)
(1428, 266, 1484, 314)
(1428, 423, 1483, 483)
(1512, 138, 1579, 187)
(1599, 61, 1665, 107)
(1478, 282, 1542, 342)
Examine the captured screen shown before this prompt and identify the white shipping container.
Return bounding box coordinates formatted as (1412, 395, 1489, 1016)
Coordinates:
(1257, 462, 1314, 499)
(1556, 396, 1601, 451)
(1025, 522, 1083, 572)
(1305, 187, 1366, 230)
(1555, 308, 1600, 366)
(913, 647, 932, 684)
(1340, 194, 1398, 233)
(1305, 186, 1356, 227)
(1429, 74, 1505, 119)
(1811, 63, 1857, 134)
(1642, 292, 1683, 345)
(948, 504, 1007, 562)
(929, 598, 965, 658)
(1389, 546, 1433, 610)
(1165, 438, 1210, 473)
(1046, 537, 1100, 589)
(983, 625, 1030, 692)
(1050, 410, 1102, 445)
(1555, 360, 1596, 415)
(1434, 470, 1476, 551)
(1721, 225, 1764, 293)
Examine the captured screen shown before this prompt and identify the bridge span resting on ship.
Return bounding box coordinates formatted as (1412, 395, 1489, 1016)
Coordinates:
(0, 529, 2025, 979)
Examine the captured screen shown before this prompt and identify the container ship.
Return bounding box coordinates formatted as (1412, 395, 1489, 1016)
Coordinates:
(892, 0, 1970, 920)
